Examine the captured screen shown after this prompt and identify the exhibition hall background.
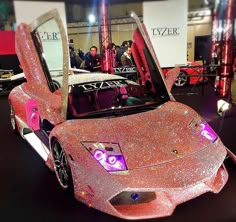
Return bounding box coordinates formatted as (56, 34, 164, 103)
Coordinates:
(0, 0, 212, 66)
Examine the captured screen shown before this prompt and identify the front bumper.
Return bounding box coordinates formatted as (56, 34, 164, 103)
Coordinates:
(109, 164, 227, 220)
(71, 140, 228, 220)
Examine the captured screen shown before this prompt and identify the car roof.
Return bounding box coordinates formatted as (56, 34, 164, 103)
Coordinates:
(68, 73, 126, 85)
(52, 73, 126, 88)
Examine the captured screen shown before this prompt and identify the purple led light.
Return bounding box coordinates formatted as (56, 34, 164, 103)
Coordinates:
(107, 155, 117, 165)
(94, 149, 105, 161)
(106, 155, 127, 171)
(200, 123, 217, 142)
(93, 149, 127, 171)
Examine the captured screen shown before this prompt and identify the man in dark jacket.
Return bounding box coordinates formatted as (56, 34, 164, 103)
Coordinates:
(84, 46, 101, 72)
(120, 46, 133, 67)
(115, 41, 128, 67)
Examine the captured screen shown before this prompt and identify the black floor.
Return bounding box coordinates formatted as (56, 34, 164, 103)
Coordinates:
(1, 81, 236, 222)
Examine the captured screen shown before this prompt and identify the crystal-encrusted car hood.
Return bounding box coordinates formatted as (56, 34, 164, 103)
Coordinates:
(108, 101, 217, 169)
(52, 101, 221, 170)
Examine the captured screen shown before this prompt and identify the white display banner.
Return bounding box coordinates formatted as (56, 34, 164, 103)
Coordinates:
(143, 0, 188, 67)
(36, 18, 63, 71)
(13, 1, 67, 31)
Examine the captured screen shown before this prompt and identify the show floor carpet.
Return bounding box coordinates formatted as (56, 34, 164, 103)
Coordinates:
(0, 81, 236, 222)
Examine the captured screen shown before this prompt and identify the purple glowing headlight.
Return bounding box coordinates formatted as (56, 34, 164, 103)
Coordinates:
(82, 142, 127, 172)
(94, 149, 105, 161)
(93, 149, 126, 171)
(107, 155, 117, 165)
(200, 123, 218, 142)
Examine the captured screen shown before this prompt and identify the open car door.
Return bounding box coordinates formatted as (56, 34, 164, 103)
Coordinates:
(29, 9, 69, 120)
(131, 12, 179, 98)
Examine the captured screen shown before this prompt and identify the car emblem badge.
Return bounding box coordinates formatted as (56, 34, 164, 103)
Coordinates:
(172, 149, 178, 154)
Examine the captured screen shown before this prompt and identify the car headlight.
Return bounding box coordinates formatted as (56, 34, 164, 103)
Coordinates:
(81, 142, 127, 172)
(200, 122, 218, 142)
(189, 116, 218, 142)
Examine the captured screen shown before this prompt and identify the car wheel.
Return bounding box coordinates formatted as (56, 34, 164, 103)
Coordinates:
(52, 140, 74, 192)
(10, 104, 19, 134)
(174, 71, 189, 87)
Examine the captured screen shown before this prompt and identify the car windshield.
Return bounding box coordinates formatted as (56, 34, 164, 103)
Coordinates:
(29, 10, 170, 120)
(67, 78, 168, 119)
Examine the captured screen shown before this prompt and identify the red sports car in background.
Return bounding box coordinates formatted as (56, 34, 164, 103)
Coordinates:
(8, 9, 228, 220)
(162, 61, 205, 87)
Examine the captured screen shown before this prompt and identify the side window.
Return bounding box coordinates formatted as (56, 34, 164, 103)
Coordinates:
(32, 18, 63, 91)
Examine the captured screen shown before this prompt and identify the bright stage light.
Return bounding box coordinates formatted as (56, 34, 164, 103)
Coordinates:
(88, 14, 96, 23)
(217, 99, 232, 116)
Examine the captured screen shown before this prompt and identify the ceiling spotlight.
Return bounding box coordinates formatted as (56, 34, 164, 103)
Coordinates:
(88, 14, 96, 23)
(217, 99, 232, 116)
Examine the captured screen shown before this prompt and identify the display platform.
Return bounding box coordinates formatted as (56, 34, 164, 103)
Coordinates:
(0, 71, 25, 95)
(0, 81, 236, 222)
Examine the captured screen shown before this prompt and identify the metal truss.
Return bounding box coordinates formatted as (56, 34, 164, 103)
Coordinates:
(67, 16, 143, 28)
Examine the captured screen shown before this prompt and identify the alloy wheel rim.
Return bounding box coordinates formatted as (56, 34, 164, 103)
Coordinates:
(10, 105, 16, 130)
(175, 73, 188, 86)
(52, 142, 70, 189)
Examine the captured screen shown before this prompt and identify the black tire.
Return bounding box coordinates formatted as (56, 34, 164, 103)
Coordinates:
(174, 71, 189, 87)
(10, 104, 19, 134)
(51, 140, 74, 193)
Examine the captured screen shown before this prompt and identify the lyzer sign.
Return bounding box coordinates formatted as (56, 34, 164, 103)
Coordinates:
(151, 27, 180, 37)
(143, 0, 187, 67)
(78, 80, 127, 93)
(40, 32, 61, 41)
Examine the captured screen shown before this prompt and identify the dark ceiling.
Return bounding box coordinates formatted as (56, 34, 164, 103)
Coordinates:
(16, 0, 164, 5)
(67, 0, 159, 2)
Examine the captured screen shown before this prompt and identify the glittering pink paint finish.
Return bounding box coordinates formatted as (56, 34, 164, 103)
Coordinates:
(9, 10, 229, 220)
(49, 101, 228, 219)
(26, 99, 40, 131)
(165, 66, 180, 94)
(15, 23, 47, 86)
(12, 23, 63, 125)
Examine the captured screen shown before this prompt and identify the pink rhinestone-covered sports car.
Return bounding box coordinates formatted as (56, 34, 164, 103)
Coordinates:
(8, 9, 228, 220)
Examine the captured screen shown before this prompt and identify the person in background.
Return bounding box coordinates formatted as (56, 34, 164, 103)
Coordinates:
(120, 46, 133, 67)
(69, 46, 77, 68)
(78, 48, 85, 60)
(127, 40, 135, 65)
(127, 40, 133, 47)
(84, 46, 101, 72)
(107, 43, 117, 67)
(115, 45, 120, 53)
(74, 49, 83, 68)
(115, 41, 128, 66)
